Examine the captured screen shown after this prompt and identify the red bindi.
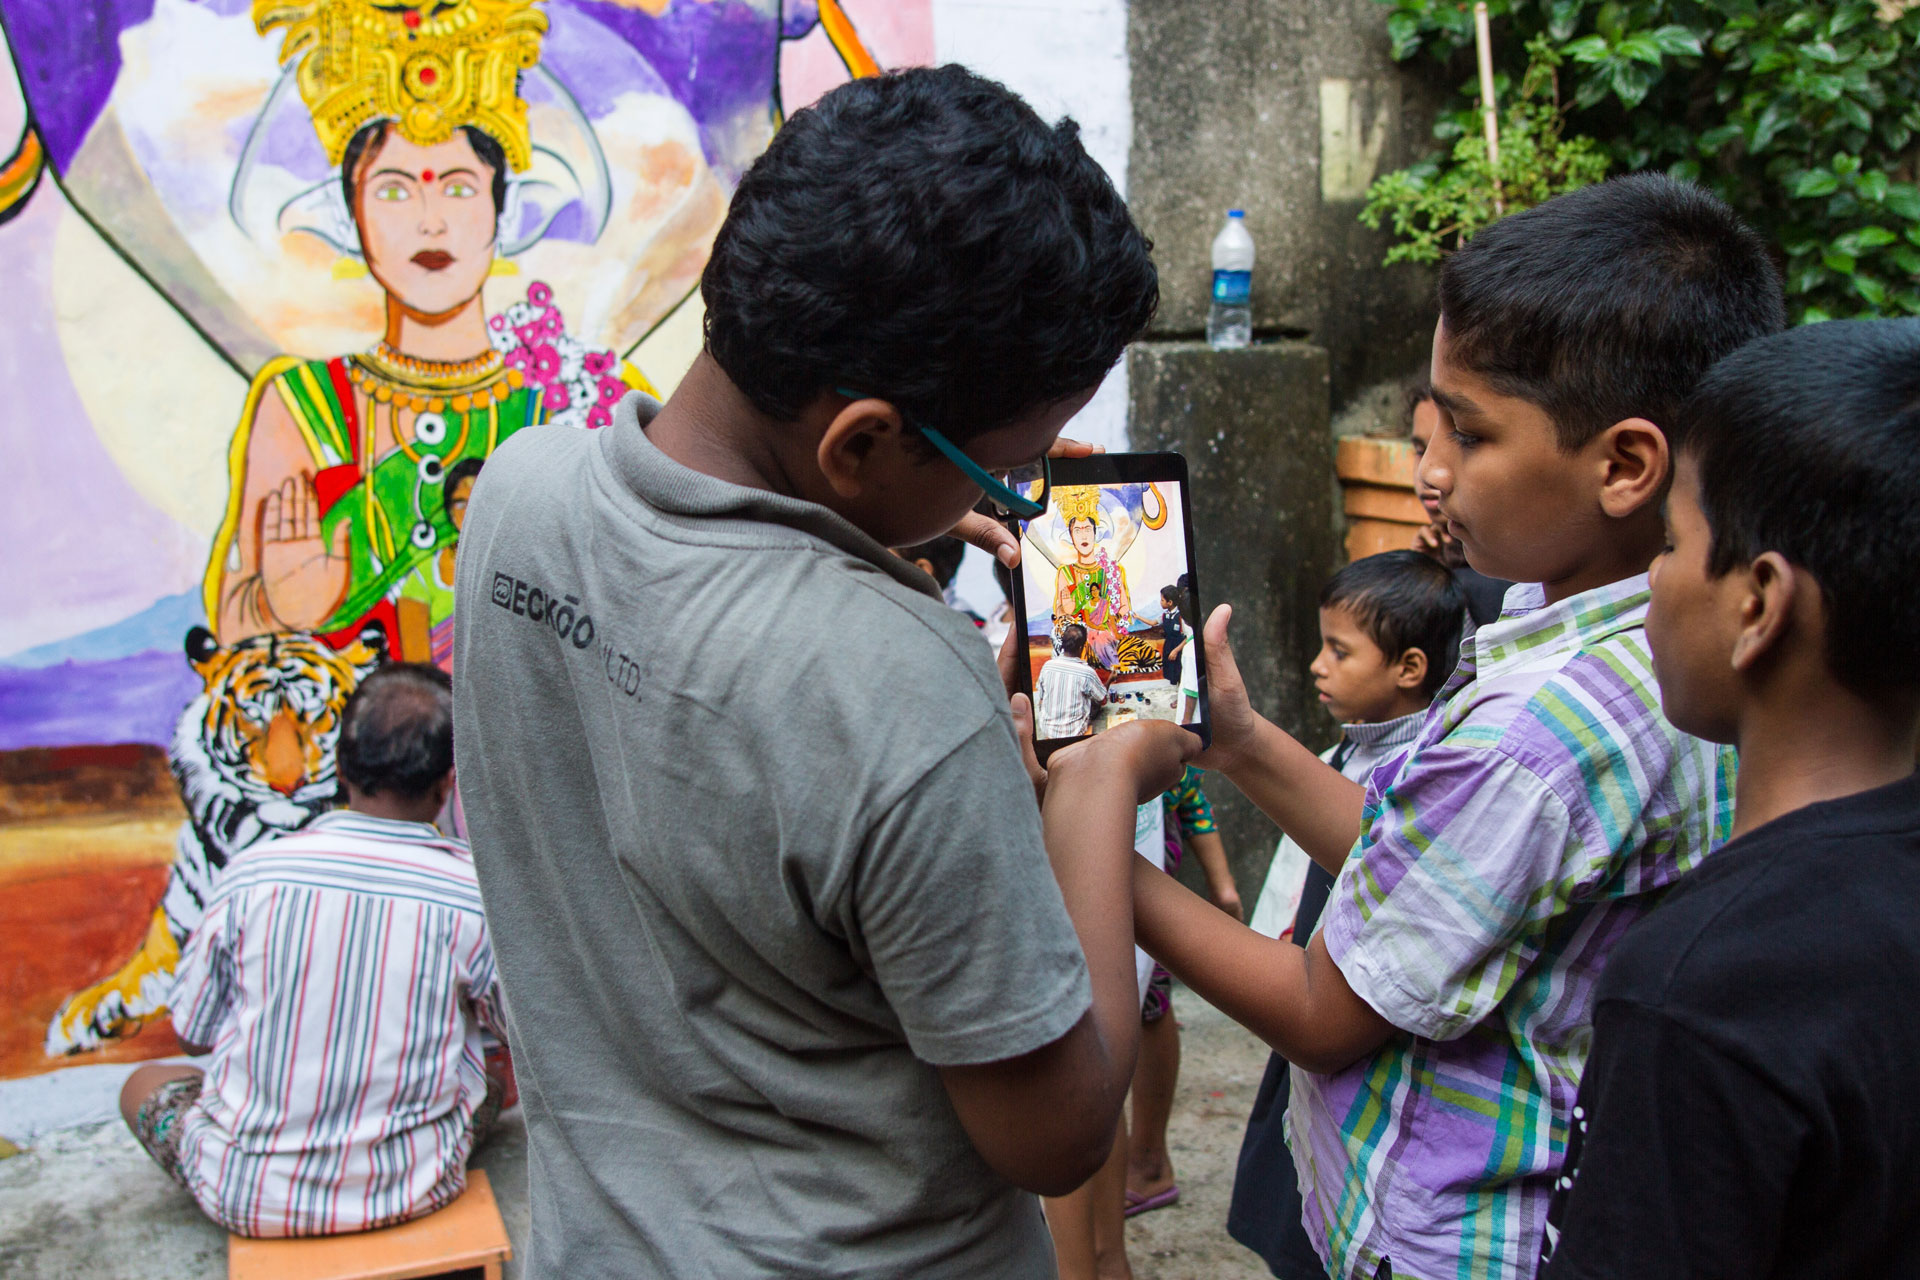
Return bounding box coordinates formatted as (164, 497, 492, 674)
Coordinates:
(419, 66, 437, 85)
(421, 169, 435, 183)
(403, 9, 420, 28)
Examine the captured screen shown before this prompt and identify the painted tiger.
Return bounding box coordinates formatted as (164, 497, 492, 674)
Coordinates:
(44, 625, 383, 1056)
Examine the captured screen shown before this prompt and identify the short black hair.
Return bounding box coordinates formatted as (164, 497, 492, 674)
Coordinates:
(897, 535, 967, 589)
(1681, 317, 1920, 698)
(702, 65, 1157, 443)
(336, 663, 454, 800)
(1320, 550, 1466, 697)
(342, 121, 509, 221)
(1060, 623, 1089, 658)
(1438, 173, 1785, 452)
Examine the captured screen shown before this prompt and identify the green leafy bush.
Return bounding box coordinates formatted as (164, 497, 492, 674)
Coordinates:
(1364, 0, 1920, 321)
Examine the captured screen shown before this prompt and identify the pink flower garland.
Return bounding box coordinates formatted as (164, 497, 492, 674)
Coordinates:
(488, 282, 630, 430)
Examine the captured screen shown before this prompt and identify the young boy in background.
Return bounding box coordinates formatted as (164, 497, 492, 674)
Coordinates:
(1246, 551, 1465, 940)
(1542, 319, 1920, 1278)
(1407, 382, 1510, 626)
(1232, 550, 1464, 1277)
(1130, 174, 1785, 1280)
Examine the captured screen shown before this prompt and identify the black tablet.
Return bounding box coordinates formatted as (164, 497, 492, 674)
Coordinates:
(1008, 452, 1208, 763)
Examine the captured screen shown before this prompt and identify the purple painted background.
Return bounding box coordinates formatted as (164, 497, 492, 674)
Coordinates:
(0, 0, 785, 180)
(0, 651, 200, 751)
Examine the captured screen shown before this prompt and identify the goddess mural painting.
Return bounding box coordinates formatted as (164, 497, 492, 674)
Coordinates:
(210, 0, 630, 665)
(1024, 484, 1171, 678)
(0, 0, 929, 1076)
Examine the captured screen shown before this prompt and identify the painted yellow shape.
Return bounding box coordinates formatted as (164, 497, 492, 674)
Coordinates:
(45, 907, 181, 1057)
(0, 816, 177, 874)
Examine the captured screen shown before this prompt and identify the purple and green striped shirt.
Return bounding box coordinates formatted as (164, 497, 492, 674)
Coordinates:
(1289, 574, 1735, 1280)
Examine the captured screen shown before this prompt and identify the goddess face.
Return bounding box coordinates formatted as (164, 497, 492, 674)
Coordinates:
(1069, 516, 1100, 562)
(352, 130, 499, 320)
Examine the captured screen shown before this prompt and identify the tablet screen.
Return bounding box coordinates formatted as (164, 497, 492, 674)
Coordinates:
(1018, 478, 1202, 744)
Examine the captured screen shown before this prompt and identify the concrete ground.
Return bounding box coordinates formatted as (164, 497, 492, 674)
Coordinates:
(0, 988, 1276, 1280)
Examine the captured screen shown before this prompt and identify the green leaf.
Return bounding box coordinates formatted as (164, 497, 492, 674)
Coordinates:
(1883, 183, 1920, 221)
(1836, 96, 1873, 132)
(1649, 24, 1705, 57)
(1845, 225, 1898, 249)
(1801, 40, 1843, 64)
(1548, 0, 1583, 42)
(1698, 123, 1743, 155)
(1792, 169, 1841, 198)
(1854, 272, 1889, 309)
(1388, 11, 1422, 59)
(1563, 35, 1611, 63)
(1752, 100, 1793, 150)
(1800, 306, 1833, 323)
(1823, 248, 1858, 274)
(1610, 60, 1654, 107)
(1856, 169, 1889, 204)
(1614, 33, 1665, 65)
(1596, 0, 1626, 43)
(1888, 245, 1920, 276)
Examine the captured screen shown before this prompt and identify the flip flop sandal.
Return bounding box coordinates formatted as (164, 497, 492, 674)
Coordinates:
(1123, 1184, 1180, 1217)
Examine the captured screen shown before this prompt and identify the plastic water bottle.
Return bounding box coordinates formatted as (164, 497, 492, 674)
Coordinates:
(1207, 210, 1254, 350)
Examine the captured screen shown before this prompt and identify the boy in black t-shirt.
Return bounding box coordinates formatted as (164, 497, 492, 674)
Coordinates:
(1540, 318, 1920, 1278)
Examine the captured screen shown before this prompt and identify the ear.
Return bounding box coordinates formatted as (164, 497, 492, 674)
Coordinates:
(1594, 418, 1670, 520)
(1394, 646, 1429, 691)
(184, 625, 220, 671)
(816, 396, 907, 501)
(1730, 551, 1801, 675)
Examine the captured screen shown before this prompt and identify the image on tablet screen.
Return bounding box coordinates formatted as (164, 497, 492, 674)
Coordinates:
(1019, 481, 1199, 742)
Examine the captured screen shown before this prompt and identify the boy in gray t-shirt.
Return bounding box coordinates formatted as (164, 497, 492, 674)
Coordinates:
(453, 66, 1190, 1278)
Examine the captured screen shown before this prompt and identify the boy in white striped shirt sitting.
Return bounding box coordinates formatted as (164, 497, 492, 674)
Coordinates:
(118, 663, 511, 1238)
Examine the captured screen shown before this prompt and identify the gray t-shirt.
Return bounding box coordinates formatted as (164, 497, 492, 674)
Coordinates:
(452, 394, 1092, 1278)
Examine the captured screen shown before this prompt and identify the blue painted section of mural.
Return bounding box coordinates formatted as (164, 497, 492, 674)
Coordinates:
(2, 591, 205, 670)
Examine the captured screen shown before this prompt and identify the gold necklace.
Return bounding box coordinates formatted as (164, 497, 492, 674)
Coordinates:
(367, 341, 502, 385)
(347, 353, 524, 414)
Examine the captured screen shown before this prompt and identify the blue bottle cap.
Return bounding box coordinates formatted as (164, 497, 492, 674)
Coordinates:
(1228, 209, 1245, 218)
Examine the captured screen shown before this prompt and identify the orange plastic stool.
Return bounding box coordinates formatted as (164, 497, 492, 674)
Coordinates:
(227, 1169, 512, 1280)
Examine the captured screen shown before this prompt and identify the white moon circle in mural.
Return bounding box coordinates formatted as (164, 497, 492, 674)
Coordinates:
(410, 521, 436, 550)
(413, 412, 448, 445)
(418, 454, 445, 485)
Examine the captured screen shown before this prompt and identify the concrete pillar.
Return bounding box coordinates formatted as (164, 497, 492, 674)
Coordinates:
(1126, 0, 1446, 413)
(1129, 341, 1339, 900)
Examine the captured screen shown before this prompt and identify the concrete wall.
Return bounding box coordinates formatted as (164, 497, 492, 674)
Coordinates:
(1128, 0, 1447, 413)
(1129, 342, 1339, 899)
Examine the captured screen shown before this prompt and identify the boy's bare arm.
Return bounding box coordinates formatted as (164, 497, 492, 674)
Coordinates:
(1132, 853, 1392, 1074)
(938, 719, 1196, 1196)
(1198, 604, 1367, 874)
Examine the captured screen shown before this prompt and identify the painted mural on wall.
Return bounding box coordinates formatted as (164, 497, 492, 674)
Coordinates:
(0, 0, 931, 1079)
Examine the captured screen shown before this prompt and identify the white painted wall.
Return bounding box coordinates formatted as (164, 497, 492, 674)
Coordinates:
(932, 0, 1133, 615)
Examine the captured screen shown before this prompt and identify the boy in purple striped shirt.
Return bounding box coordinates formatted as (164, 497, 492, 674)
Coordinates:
(119, 663, 511, 1238)
(1129, 175, 1785, 1280)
